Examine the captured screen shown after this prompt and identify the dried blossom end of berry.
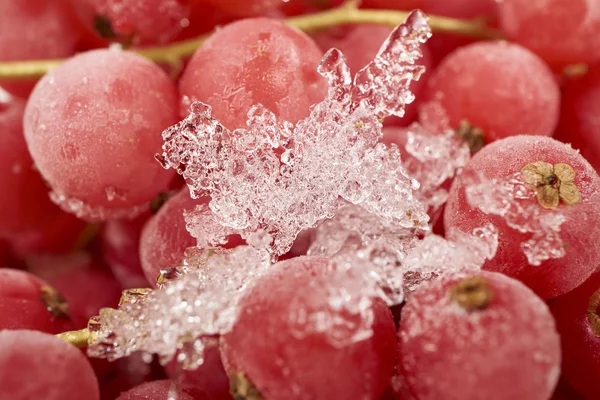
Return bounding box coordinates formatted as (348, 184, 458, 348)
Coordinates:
(40, 285, 70, 319)
(587, 288, 600, 337)
(449, 276, 494, 311)
(521, 161, 581, 209)
(230, 371, 264, 400)
(455, 120, 485, 154)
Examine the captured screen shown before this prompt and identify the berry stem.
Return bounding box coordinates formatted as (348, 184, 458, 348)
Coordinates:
(0, 6, 503, 81)
(56, 328, 93, 348)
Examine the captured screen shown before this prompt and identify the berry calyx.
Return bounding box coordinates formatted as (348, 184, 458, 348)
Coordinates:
(521, 161, 581, 209)
(40, 285, 70, 319)
(455, 120, 485, 154)
(587, 288, 600, 337)
(449, 276, 494, 311)
(230, 371, 264, 400)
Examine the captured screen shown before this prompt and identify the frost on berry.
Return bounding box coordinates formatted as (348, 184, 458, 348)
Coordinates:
(87, 245, 272, 369)
(463, 171, 566, 266)
(159, 11, 432, 257)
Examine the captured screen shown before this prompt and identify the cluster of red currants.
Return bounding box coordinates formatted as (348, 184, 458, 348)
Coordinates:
(1, 0, 600, 400)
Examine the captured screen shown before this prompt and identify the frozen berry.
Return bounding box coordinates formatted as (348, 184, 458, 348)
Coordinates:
(399, 271, 560, 400)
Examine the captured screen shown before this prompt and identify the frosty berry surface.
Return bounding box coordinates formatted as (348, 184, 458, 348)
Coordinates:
(0, 1, 599, 400)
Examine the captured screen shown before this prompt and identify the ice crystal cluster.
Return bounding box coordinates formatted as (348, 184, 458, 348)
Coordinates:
(88, 245, 272, 368)
(159, 11, 432, 257)
(86, 11, 565, 369)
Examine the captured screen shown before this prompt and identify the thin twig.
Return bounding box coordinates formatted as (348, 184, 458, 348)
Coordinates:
(0, 7, 503, 81)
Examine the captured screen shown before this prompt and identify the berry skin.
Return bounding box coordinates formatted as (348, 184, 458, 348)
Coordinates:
(23, 49, 178, 221)
(0, 0, 85, 97)
(398, 271, 561, 400)
(550, 271, 600, 400)
(555, 66, 600, 172)
(498, 0, 600, 66)
(0, 330, 100, 400)
(0, 269, 73, 334)
(179, 18, 327, 130)
(445, 135, 600, 299)
(102, 214, 151, 289)
(71, 0, 193, 45)
(420, 41, 559, 144)
(140, 188, 244, 286)
(221, 256, 397, 400)
(115, 379, 194, 400)
(139, 188, 204, 286)
(165, 346, 231, 400)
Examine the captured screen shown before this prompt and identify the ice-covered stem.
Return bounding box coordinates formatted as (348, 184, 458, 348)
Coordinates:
(0, 5, 502, 81)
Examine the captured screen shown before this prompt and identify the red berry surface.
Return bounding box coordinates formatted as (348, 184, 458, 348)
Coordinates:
(179, 18, 327, 129)
(165, 346, 231, 400)
(551, 271, 600, 400)
(556, 66, 600, 172)
(445, 135, 600, 299)
(0, 0, 85, 97)
(498, 0, 600, 66)
(203, 0, 285, 17)
(71, 0, 192, 45)
(101, 214, 151, 289)
(115, 379, 194, 400)
(0, 269, 72, 333)
(139, 188, 203, 286)
(0, 330, 100, 400)
(221, 256, 397, 400)
(27, 253, 122, 328)
(24, 49, 178, 221)
(0, 94, 55, 235)
(398, 271, 561, 400)
(420, 41, 559, 143)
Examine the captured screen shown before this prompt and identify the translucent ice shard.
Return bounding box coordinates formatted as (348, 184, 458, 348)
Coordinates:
(307, 204, 496, 304)
(464, 172, 566, 265)
(159, 11, 432, 256)
(308, 204, 419, 305)
(403, 122, 470, 213)
(402, 224, 498, 292)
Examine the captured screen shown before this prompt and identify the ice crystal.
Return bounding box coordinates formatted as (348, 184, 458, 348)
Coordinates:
(308, 204, 419, 305)
(403, 122, 470, 214)
(159, 11, 432, 256)
(402, 224, 498, 291)
(307, 204, 497, 303)
(464, 172, 566, 265)
(87, 245, 271, 369)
